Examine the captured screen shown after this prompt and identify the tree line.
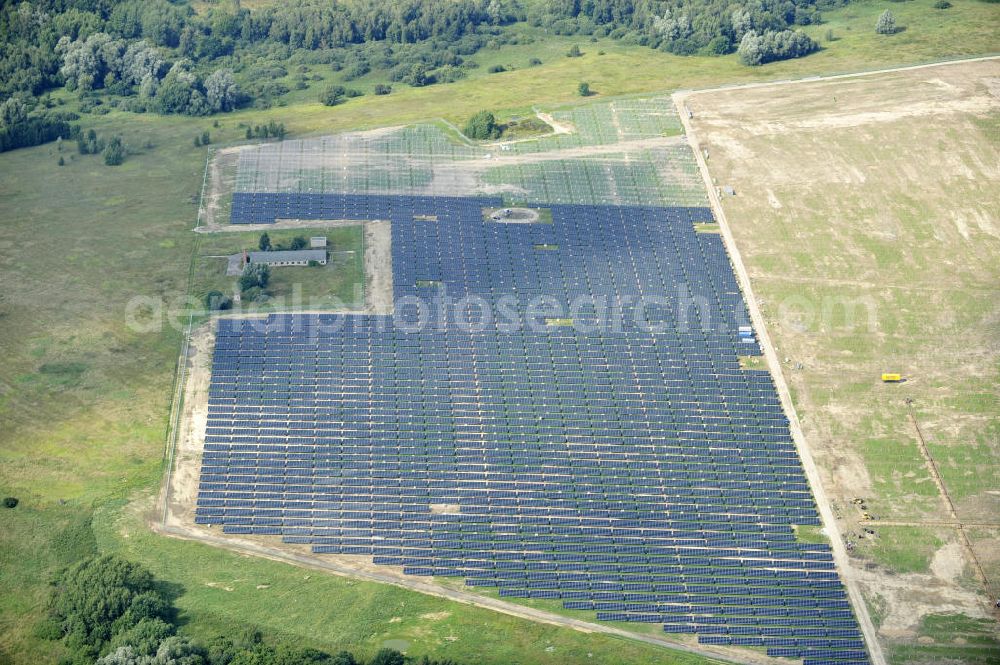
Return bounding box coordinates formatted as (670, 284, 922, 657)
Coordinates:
(41, 554, 469, 665)
(0, 0, 518, 109)
(0, 0, 853, 154)
(529, 0, 834, 60)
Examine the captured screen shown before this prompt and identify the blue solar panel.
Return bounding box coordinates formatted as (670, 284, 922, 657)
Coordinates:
(195, 193, 870, 664)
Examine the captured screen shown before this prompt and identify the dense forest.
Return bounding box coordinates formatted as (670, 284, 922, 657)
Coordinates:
(0, 0, 841, 151)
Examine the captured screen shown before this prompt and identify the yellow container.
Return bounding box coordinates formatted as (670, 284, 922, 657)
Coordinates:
(881, 373, 902, 382)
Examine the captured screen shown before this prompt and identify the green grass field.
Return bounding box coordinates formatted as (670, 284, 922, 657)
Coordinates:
(2, 2, 999, 662)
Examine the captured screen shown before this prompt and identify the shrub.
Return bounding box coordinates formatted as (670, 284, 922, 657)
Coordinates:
(319, 85, 347, 106)
(528, 57, 542, 66)
(405, 63, 431, 87)
(239, 264, 270, 291)
(933, 0, 951, 8)
(578, 81, 591, 97)
(204, 290, 232, 311)
(488, 64, 506, 73)
(373, 84, 391, 95)
(464, 110, 501, 140)
(103, 136, 125, 166)
(370, 649, 405, 665)
(3, 497, 18, 508)
(876, 10, 897, 35)
(566, 44, 582, 57)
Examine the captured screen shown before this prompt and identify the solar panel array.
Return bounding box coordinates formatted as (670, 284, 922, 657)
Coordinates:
(229, 110, 706, 208)
(200, 193, 870, 665)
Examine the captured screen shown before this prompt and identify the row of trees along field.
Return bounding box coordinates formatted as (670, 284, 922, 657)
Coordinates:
(42, 554, 469, 665)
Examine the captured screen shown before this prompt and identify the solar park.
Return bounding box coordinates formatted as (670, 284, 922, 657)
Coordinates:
(191, 108, 872, 665)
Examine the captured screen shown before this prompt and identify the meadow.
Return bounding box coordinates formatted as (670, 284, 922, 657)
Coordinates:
(2, 1, 999, 661)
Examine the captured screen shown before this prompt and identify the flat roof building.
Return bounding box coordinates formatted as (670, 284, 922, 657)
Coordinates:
(248, 249, 327, 267)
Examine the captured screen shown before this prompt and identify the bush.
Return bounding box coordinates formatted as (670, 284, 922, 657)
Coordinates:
(373, 84, 392, 95)
(103, 136, 125, 166)
(319, 85, 347, 106)
(405, 63, 431, 87)
(289, 236, 307, 250)
(319, 85, 361, 106)
(41, 555, 462, 665)
(876, 10, 897, 35)
(204, 290, 232, 311)
(370, 649, 405, 665)
(566, 44, 582, 57)
(578, 81, 591, 97)
(239, 263, 270, 292)
(487, 64, 506, 73)
(463, 110, 501, 140)
(3, 497, 18, 508)
(933, 0, 951, 7)
(528, 57, 542, 66)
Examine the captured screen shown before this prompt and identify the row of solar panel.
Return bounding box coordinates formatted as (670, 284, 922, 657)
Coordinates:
(206, 194, 868, 662)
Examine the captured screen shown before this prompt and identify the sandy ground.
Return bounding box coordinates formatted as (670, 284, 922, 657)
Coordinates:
(364, 219, 392, 314)
(681, 57, 1000, 655)
(853, 545, 989, 639)
(200, 147, 240, 228)
(534, 111, 574, 136)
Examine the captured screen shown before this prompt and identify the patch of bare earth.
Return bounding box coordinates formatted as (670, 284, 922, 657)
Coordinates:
(685, 59, 1000, 651)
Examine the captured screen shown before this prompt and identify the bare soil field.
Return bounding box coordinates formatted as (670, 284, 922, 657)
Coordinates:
(683, 59, 1000, 661)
